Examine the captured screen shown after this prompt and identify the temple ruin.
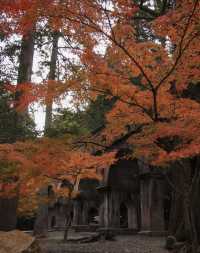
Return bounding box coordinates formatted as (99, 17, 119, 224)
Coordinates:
(97, 156, 171, 235)
(33, 138, 172, 237)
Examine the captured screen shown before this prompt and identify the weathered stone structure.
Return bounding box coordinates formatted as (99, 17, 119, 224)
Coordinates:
(138, 160, 168, 234)
(98, 159, 140, 231)
(72, 179, 100, 227)
(47, 181, 72, 230)
(46, 178, 101, 231)
(98, 157, 170, 235)
(48, 200, 69, 230)
(33, 145, 170, 236)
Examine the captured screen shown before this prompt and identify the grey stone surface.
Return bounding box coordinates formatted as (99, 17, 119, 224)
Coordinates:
(39, 231, 169, 253)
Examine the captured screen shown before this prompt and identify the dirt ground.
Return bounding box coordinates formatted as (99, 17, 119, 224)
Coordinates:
(39, 230, 169, 253)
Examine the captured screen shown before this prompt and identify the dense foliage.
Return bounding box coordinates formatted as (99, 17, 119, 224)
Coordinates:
(0, 83, 36, 143)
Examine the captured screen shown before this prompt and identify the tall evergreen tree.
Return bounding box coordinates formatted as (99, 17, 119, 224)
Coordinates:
(44, 32, 59, 135)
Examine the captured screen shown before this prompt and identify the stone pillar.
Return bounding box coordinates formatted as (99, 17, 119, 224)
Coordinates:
(104, 190, 110, 227)
(151, 179, 165, 231)
(140, 178, 151, 230)
(72, 201, 80, 225)
(99, 201, 104, 227)
(111, 191, 120, 227)
(81, 202, 89, 225)
(97, 186, 112, 228)
(140, 176, 165, 233)
(56, 205, 66, 228)
(128, 203, 138, 229)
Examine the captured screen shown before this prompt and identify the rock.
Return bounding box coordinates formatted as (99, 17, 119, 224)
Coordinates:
(173, 242, 185, 250)
(165, 235, 177, 250)
(0, 230, 41, 253)
(98, 228, 115, 241)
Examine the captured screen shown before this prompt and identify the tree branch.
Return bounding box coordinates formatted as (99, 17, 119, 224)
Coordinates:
(73, 140, 108, 148)
(156, 0, 199, 90)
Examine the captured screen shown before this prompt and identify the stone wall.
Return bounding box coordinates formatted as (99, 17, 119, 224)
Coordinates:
(99, 189, 139, 229)
(99, 159, 140, 230)
(99, 158, 168, 235)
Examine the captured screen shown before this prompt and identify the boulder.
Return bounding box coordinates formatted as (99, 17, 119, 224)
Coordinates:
(0, 230, 41, 253)
(165, 235, 177, 250)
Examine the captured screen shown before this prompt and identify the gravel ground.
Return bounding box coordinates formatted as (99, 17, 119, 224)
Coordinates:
(39, 231, 169, 253)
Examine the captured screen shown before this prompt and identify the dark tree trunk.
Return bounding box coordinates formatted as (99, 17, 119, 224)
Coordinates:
(168, 163, 187, 241)
(44, 32, 59, 134)
(168, 159, 200, 253)
(16, 30, 35, 109)
(15, 30, 35, 134)
(189, 158, 200, 252)
(17, 32, 35, 85)
(0, 197, 18, 231)
(0, 32, 35, 232)
(33, 187, 49, 237)
(193, 175, 200, 243)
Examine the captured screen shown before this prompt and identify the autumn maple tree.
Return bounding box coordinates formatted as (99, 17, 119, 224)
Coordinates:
(70, 1, 200, 251)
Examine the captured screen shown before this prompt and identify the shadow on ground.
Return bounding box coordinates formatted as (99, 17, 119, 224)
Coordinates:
(39, 230, 169, 253)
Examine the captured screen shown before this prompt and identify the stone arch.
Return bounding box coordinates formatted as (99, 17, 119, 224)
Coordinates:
(51, 216, 56, 228)
(47, 185, 54, 197)
(88, 207, 99, 224)
(120, 202, 128, 228)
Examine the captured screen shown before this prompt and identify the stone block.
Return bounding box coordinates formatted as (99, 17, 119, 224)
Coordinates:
(0, 230, 41, 253)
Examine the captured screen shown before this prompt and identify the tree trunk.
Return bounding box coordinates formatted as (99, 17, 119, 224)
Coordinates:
(183, 197, 199, 253)
(168, 159, 200, 253)
(33, 33, 59, 235)
(168, 163, 186, 241)
(15, 30, 35, 137)
(0, 32, 35, 232)
(33, 187, 49, 237)
(189, 159, 200, 252)
(17, 32, 35, 85)
(44, 32, 59, 134)
(0, 197, 18, 231)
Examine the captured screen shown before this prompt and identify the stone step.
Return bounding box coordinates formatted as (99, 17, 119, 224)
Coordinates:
(138, 230, 167, 236)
